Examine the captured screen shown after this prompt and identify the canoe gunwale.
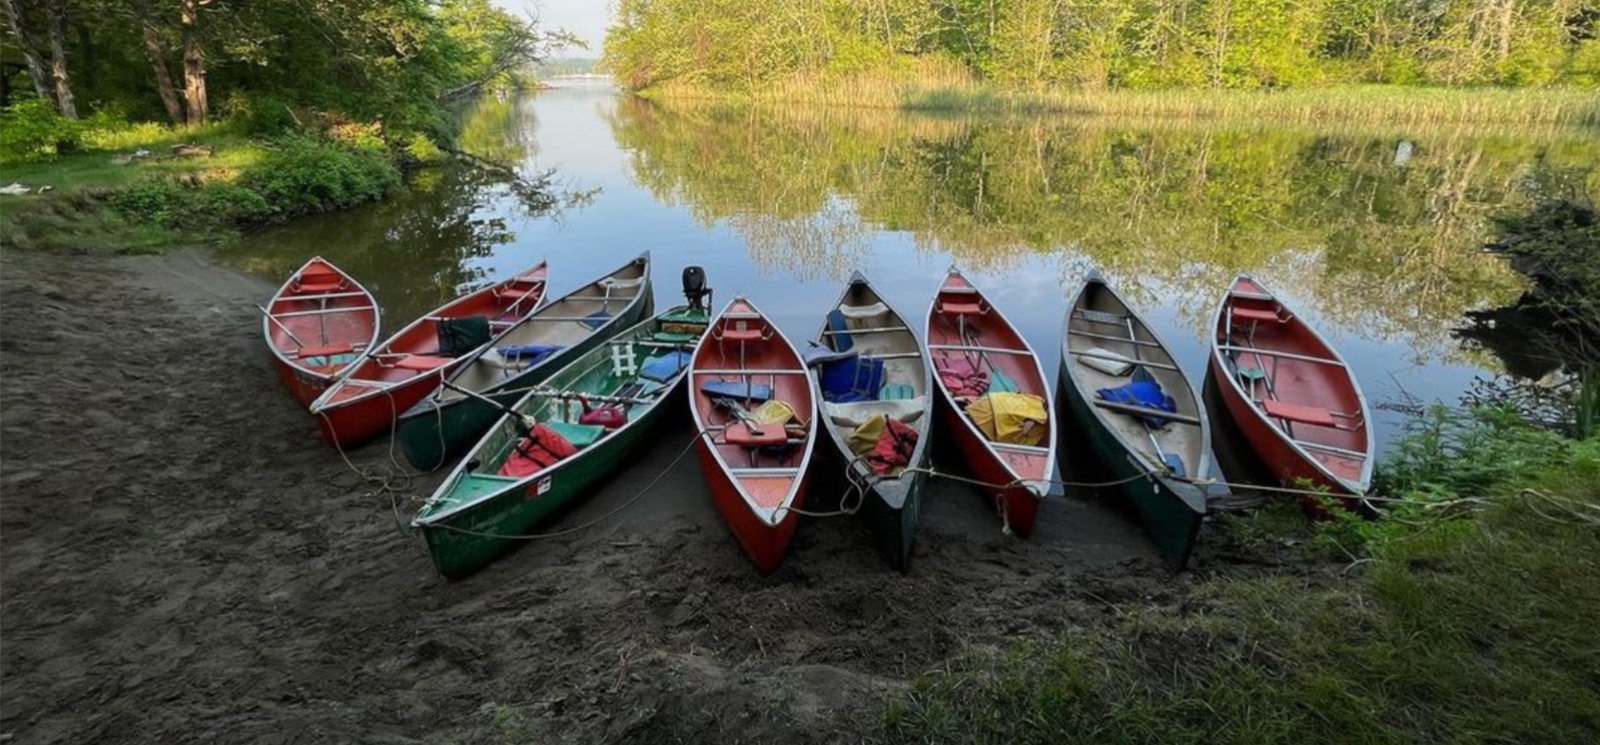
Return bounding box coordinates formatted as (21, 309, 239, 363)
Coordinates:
(688, 295, 817, 528)
(1207, 275, 1376, 494)
(923, 269, 1058, 498)
(1060, 273, 1212, 514)
(308, 260, 549, 414)
(413, 302, 699, 527)
(810, 273, 934, 512)
(263, 256, 383, 387)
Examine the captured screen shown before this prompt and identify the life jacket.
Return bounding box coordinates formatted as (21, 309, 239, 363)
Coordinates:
(576, 396, 628, 429)
(935, 356, 989, 402)
(868, 418, 919, 476)
(497, 424, 578, 478)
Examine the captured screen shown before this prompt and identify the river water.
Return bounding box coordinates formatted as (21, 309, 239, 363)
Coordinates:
(226, 83, 1600, 453)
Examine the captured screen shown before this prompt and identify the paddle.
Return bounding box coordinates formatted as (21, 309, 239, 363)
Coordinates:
(440, 379, 536, 435)
(256, 304, 309, 348)
(709, 395, 766, 437)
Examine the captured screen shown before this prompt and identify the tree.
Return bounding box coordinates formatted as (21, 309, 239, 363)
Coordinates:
(178, 0, 205, 124)
(1, 0, 56, 105)
(43, 0, 73, 117)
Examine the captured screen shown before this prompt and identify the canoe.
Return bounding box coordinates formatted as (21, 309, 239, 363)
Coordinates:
(807, 271, 931, 570)
(308, 262, 548, 449)
(1207, 275, 1374, 499)
(262, 257, 381, 408)
(924, 268, 1056, 536)
(1058, 272, 1212, 570)
(689, 296, 817, 575)
(395, 254, 652, 471)
(412, 302, 711, 578)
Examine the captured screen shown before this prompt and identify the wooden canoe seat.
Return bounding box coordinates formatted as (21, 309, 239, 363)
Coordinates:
(390, 355, 453, 372)
(297, 343, 357, 359)
(1232, 306, 1281, 323)
(724, 422, 787, 447)
(1261, 400, 1336, 427)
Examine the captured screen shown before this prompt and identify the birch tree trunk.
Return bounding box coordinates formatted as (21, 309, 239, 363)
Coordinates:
(0, 0, 56, 104)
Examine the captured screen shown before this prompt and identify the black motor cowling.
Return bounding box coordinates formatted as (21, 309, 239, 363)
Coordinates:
(682, 266, 711, 311)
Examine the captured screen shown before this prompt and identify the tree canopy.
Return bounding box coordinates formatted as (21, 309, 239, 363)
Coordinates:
(603, 0, 1600, 91)
(1, 0, 579, 137)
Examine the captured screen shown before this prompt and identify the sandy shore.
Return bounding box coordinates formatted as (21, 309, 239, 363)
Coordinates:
(1, 247, 1174, 743)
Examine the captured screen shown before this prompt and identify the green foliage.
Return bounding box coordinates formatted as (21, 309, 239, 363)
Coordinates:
(606, 0, 1600, 92)
(0, 99, 86, 162)
(241, 135, 401, 217)
(886, 409, 1600, 744)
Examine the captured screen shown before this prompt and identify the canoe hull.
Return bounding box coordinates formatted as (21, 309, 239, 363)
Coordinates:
(274, 359, 337, 409)
(1058, 359, 1204, 569)
(396, 300, 650, 470)
(1209, 355, 1356, 496)
(934, 392, 1041, 537)
(419, 385, 684, 578)
(313, 371, 448, 449)
(814, 427, 927, 571)
(696, 432, 809, 576)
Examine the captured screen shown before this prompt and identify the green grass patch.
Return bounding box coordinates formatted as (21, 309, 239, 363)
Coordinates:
(883, 408, 1600, 744)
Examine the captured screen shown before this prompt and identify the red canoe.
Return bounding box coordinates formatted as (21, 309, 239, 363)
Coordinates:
(1208, 276, 1374, 498)
(263, 257, 381, 408)
(309, 262, 548, 449)
(688, 296, 817, 575)
(924, 269, 1057, 536)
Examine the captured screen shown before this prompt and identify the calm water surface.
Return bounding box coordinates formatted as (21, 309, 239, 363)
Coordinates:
(226, 84, 1600, 453)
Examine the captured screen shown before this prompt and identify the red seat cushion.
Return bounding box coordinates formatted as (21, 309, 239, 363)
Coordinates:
(1262, 400, 1336, 427)
(391, 355, 453, 372)
(724, 422, 787, 447)
(1232, 306, 1280, 323)
(497, 283, 541, 299)
(940, 301, 982, 316)
(722, 326, 765, 342)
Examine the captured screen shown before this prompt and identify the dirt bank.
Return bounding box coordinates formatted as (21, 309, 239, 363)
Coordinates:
(1, 247, 1173, 743)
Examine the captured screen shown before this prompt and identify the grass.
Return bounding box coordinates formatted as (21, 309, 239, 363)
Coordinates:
(882, 407, 1600, 744)
(647, 74, 1600, 129)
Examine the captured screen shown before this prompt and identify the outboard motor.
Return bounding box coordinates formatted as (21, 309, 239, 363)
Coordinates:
(682, 266, 711, 312)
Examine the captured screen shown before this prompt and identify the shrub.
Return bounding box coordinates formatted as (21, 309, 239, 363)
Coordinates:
(0, 98, 85, 162)
(240, 134, 400, 217)
(221, 92, 300, 136)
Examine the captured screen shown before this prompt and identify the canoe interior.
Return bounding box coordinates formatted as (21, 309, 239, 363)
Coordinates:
(266, 257, 379, 379)
(316, 263, 548, 408)
(926, 272, 1053, 485)
(438, 256, 649, 402)
(812, 277, 931, 506)
(690, 297, 815, 523)
(1214, 277, 1371, 487)
(1063, 281, 1204, 481)
(418, 306, 709, 521)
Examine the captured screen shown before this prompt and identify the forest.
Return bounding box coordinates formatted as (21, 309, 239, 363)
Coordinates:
(0, 0, 577, 153)
(604, 0, 1600, 92)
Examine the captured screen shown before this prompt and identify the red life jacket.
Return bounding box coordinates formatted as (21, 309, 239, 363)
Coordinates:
(497, 424, 578, 478)
(868, 419, 919, 476)
(935, 356, 990, 401)
(577, 396, 628, 429)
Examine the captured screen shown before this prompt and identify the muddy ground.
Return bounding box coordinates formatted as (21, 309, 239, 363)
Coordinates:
(2, 248, 1199, 743)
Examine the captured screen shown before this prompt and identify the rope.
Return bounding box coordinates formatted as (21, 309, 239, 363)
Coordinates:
(775, 454, 871, 519)
(422, 432, 703, 540)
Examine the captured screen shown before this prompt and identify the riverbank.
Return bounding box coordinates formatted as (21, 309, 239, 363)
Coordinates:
(644, 81, 1600, 128)
(0, 246, 1173, 742)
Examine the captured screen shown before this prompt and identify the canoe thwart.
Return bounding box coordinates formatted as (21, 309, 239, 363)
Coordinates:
(1218, 345, 1345, 367)
(1093, 398, 1202, 426)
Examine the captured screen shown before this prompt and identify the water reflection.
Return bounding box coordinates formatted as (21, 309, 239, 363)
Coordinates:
(224, 89, 1600, 451)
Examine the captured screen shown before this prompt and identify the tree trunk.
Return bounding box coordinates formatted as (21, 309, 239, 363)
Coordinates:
(44, 0, 75, 118)
(1496, 0, 1516, 64)
(139, 19, 182, 123)
(179, 0, 206, 125)
(0, 0, 56, 104)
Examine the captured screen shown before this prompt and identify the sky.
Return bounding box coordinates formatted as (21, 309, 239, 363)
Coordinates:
(496, 1, 612, 55)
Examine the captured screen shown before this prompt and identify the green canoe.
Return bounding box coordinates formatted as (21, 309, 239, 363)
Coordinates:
(397, 253, 653, 471)
(412, 304, 710, 578)
(1057, 271, 1216, 570)
(808, 271, 932, 571)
